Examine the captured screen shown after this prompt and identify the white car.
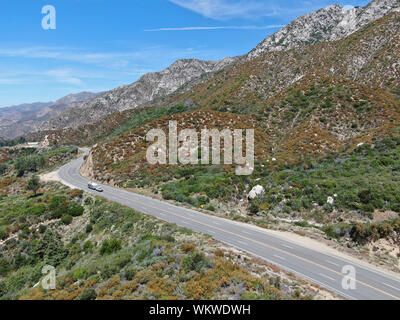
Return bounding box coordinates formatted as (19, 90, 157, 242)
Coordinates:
(88, 182, 103, 192)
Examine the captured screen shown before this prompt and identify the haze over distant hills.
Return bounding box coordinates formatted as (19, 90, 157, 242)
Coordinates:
(0, 92, 99, 139)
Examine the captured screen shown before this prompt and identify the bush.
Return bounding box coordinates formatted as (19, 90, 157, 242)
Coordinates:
(215, 249, 224, 257)
(125, 267, 136, 281)
(181, 243, 196, 253)
(0, 258, 11, 276)
(0, 164, 7, 175)
(14, 155, 45, 176)
(26, 175, 41, 195)
(38, 225, 47, 234)
(248, 202, 260, 215)
(206, 205, 216, 212)
(241, 292, 261, 300)
(79, 288, 97, 300)
(100, 238, 122, 255)
(85, 224, 93, 233)
(361, 203, 375, 214)
(323, 224, 351, 239)
(31, 205, 46, 216)
(0, 230, 7, 240)
(181, 252, 210, 272)
(358, 189, 372, 205)
(33, 229, 68, 266)
(69, 204, 84, 217)
(61, 215, 73, 225)
(83, 241, 93, 253)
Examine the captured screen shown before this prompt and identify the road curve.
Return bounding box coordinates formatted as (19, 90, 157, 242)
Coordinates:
(58, 155, 400, 300)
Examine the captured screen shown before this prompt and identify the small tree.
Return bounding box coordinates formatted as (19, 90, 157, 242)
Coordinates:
(26, 175, 41, 196)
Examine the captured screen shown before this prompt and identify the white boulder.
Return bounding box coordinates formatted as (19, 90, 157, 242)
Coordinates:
(248, 185, 265, 200)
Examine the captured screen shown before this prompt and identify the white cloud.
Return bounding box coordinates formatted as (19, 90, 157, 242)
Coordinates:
(145, 24, 284, 31)
(0, 78, 26, 85)
(0, 45, 229, 92)
(59, 77, 84, 85)
(0, 46, 225, 67)
(45, 69, 84, 85)
(168, 0, 296, 20)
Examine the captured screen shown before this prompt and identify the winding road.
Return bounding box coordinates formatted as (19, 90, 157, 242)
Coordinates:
(58, 152, 400, 300)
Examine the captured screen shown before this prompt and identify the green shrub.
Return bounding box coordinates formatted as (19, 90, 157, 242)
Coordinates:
(32, 229, 68, 266)
(0, 229, 7, 240)
(125, 267, 137, 281)
(49, 196, 66, 210)
(206, 205, 216, 212)
(85, 224, 93, 233)
(73, 268, 87, 280)
(0, 258, 11, 276)
(248, 202, 260, 215)
(181, 252, 210, 272)
(14, 155, 45, 176)
(61, 215, 73, 225)
(38, 225, 47, 234)
(79, 288, 97, 300)
(69, 204, 84, 217)
(100, 238, 122, 255)
(26, 175, 41, 195)
(83, 241, 93, 253)
(0, 164, 7, 175)
(241, 292, 261, 300)
(31, 205, 46, 216)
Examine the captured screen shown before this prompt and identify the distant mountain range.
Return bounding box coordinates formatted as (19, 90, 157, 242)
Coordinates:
(0, 92, 99, 139)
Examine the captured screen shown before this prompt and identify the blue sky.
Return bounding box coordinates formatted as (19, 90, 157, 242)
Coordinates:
(0, 0, 369, 107)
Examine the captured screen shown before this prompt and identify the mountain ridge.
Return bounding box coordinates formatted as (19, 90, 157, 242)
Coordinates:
(39, 57, 236, 131)
(247, 0, 400, 59)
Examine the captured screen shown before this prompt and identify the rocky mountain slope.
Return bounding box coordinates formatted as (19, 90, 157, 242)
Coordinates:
(35, 0, 399, 134)
(247, 0, 400, 59)
(33, 11, 400, 153)
(81, 12, 400, 186)
(39, 58, 235, 131)
(0, 92, 98, 139)
(70, 12, 400, 267)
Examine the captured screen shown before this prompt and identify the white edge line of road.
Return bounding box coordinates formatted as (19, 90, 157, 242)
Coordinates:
(58, 159, 400, 287)
(124, 182, 400, 286)
(221, 239, 358, 300)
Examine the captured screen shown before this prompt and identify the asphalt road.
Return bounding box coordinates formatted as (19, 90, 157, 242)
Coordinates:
(58, 154, 400, 300)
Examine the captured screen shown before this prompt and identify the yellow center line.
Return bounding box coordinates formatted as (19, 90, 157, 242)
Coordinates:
(68, 168, 400, 300)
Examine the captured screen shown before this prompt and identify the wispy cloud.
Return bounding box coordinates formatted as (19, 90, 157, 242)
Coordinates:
(0, 78, 26, 85)
(0, 45, 229, 94)
(167, 0, 348, 20)
(45, 69, 84, 85)
(168, 0, 301, 20)
(145, 24, 284, 32)
(0, 46, 225, 67)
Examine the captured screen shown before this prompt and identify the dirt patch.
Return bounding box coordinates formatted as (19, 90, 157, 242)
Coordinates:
(40, 170, 61, 183)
